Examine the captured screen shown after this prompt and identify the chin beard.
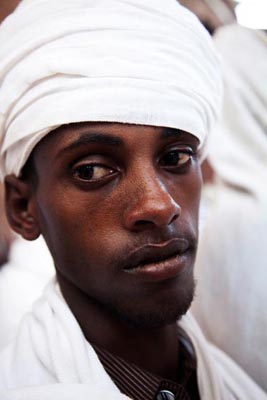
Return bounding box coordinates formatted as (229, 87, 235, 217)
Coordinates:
(100, 279, 196, 329)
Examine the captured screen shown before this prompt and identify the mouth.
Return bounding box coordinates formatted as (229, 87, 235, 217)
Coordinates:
(123, 238, 192, 282)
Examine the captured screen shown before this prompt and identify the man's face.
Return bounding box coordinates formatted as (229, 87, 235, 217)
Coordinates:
(30, 123, 202, 327)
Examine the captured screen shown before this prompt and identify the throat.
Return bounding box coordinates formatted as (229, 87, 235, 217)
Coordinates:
(57, 271, 180, 380)
(101, 325, 180, 381)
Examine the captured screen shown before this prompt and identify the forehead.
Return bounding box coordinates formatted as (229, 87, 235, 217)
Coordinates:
(32, 122, 199, 160)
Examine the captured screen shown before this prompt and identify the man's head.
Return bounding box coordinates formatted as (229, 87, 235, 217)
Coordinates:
(0, 0, 222, 327)
(6, 122, 201, 327)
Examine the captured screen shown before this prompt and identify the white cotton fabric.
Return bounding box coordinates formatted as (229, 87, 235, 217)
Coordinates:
(0, 0, 222, 179)
(0, 236, 54, 350)
(192, 25, 267, 392)
(0, 279, 266, 400)
(208, 25, 267, 200)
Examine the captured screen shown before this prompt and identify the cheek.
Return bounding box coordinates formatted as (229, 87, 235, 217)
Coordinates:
(171, 166, 202, 218)
(189, 166, 202, 213)
(36, 185, 124, 262)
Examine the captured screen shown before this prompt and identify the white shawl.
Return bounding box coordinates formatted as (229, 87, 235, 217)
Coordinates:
(192, 25, 267, 392)
(0, 280, 265, 400)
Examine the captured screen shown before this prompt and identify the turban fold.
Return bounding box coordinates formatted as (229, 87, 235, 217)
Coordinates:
(0, 0, 222, 178)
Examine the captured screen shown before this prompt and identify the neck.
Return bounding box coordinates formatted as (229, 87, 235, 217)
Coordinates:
(58, 273, 180, 380)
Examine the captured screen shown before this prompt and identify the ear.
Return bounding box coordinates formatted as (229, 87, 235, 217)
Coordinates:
(4, 175, 40, 241)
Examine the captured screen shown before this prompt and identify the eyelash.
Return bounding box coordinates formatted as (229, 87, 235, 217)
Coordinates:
(73, 163, 117, 182)
(71, 148, 195, 186)
(159, 148, 194, 170)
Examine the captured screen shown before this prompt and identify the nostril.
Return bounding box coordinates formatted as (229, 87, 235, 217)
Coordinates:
(134, 212, 179, 229)
(135, 220, 152, 227)
(169, 213, 179, 225)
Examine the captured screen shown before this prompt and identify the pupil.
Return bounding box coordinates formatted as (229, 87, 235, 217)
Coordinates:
(77, 165, 93, 179)
(163, 151, 179, 166)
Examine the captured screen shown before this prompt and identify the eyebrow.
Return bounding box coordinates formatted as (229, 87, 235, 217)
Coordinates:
(61, 132, 123, 154)
(59, 127, 185, 157)
(160, 128, 183, 139)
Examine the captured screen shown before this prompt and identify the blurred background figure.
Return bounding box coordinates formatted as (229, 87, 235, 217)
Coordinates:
(179, 0, 236, 34)
(0, 1, 54, 350)
(179, 0, 267, 392)
(0, 184, 13, 266)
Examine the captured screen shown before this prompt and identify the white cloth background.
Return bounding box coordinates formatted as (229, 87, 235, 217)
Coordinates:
(0, 236, 54, 350)
(192, 24, 267, 392)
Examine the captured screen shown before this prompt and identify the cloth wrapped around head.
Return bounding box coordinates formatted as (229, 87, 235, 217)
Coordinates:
(0, 0, 223, 179)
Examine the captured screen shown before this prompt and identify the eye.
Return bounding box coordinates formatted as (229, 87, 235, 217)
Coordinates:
(160, 149, 192, 169)
(73, 163, 116, 181)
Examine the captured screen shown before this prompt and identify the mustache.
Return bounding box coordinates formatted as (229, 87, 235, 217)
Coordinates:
(120, 235, 197, 271)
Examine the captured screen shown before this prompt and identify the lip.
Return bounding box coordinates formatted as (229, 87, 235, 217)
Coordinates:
(123, 238, 191, 282)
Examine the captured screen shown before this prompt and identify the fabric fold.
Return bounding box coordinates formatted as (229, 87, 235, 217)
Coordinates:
(0, 280, 266, 400)
(0, 0, 222, 179)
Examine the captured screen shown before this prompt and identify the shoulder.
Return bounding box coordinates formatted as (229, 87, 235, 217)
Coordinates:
(0, 319, 54, 391)
(179, 312, 267, 400)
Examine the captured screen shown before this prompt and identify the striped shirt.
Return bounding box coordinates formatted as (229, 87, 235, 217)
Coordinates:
(94, 328, 200, 400)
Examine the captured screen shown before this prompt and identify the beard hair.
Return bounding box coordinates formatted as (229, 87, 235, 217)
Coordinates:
(97, 278, 196, 329)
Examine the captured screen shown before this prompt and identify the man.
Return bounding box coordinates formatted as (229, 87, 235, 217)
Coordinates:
(179, 0, 267, 392)
(0, 1, 265, 399)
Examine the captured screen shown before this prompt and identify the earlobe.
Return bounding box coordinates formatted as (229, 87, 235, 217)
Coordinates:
(4, 175, 40, 241)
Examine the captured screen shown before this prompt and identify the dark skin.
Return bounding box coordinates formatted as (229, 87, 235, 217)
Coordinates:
(0, 0, 21, 23)
(5, 122, 201, 380)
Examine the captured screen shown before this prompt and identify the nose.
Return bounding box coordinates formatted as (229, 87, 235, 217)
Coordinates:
(123, 176, 181, 231)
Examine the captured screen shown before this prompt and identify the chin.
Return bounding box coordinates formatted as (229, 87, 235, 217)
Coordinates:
(105, 278, 196, 329)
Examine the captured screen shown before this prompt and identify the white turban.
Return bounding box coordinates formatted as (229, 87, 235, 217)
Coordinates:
(0, 0, 222, 179)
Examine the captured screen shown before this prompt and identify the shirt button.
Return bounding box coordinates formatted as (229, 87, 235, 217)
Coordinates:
(156, 390, 175, 400)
